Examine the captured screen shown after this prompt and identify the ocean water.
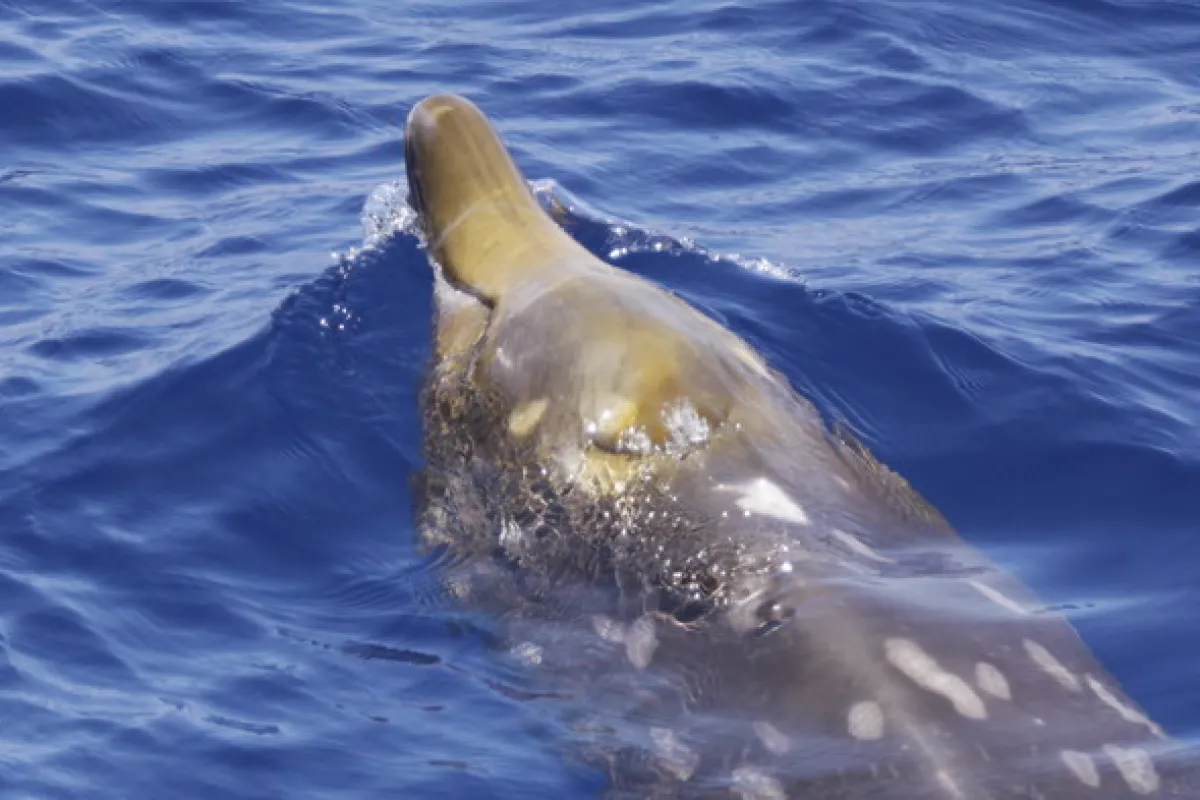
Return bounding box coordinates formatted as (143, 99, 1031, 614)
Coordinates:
(1, 0, 1198, 797)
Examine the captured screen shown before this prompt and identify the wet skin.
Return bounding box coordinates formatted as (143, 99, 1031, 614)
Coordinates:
(404, 93, 1198, 798)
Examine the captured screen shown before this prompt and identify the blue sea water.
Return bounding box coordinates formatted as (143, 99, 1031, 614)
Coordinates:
(1, 0, 1198, 796)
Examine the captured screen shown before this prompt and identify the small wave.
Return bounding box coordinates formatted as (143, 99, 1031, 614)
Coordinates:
(356, 174, 804, 287)
(358, 179, 422, 252)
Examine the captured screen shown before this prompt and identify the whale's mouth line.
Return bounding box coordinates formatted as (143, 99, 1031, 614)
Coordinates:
(403, 128, 424, 218)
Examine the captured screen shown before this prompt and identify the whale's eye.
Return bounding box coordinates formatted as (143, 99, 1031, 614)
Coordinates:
(672, 598, 716, 625)
(752, 599, 794, 638)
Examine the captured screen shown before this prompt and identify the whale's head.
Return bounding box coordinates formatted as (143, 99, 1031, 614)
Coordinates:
(404, 94, 789, 490)
(404, 93, 582, 303)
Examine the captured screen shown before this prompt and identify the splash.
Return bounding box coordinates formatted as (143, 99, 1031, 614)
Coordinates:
(359, 179, 424, 252)
(353, 175, 804, 285)
(529, 178, 803, 283)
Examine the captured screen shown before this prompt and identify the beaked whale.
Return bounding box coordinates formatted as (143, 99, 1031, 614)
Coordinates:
(403, 92, 1198, 798)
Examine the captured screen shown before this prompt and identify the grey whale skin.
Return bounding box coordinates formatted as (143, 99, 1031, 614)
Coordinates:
(403, 93, 1198, 798)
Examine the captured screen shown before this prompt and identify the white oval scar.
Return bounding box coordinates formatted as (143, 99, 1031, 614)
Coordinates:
(1086, 674, 1166, 738)
(591, 614, 625, 644)
(884, 638, 987, 720)
(649, 727, 698, 781)
(625, 615, 658, 669)
(1060, 749, 1101, 788)
(731, 766, 786, 800)
(1023, 639, 1081, 691)
(722, 478, 809, 525)
(753, 721, 791, 755)
(508, 398, 548, 437)
(975, 662, 1011, 701)
(848, 701, 885, 740)
(967, 579, 1028, 615)
(832, 528, 894, 563)
(1103, 744, 1160, 795)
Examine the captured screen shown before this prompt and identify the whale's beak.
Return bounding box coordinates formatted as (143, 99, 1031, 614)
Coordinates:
(403, 93, 586, 303)
(402, 116, 425, 219)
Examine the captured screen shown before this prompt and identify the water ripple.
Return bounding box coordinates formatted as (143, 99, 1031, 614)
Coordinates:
(0, 0, 1198, 796)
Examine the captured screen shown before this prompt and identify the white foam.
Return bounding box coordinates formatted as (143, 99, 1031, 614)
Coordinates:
(499, 518, 523, 553)
(360, 179, 422, 251)
(662, 399, 711, 451)
(527, 179, 801, 283)
(512, 641, 543, 666)
(848, 701, 885, 740)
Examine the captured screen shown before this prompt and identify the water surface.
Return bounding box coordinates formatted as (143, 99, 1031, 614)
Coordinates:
(1, 0, 1198, 796)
